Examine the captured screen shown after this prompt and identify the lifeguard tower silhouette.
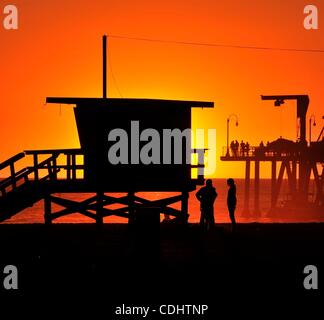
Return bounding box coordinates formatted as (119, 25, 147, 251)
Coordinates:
(0, 36, 213, 225)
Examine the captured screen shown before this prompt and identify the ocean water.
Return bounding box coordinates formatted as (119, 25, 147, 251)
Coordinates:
(3, 179, 323, 224)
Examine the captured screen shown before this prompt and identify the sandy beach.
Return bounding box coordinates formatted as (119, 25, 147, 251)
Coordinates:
(0, 222, 322, 315)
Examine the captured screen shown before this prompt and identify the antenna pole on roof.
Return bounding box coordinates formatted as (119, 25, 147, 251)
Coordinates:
(103, 34, 107, 99)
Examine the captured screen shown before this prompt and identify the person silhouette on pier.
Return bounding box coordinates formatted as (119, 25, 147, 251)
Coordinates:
(227, 178, 237, 232)
(240, 141, 245, 156)
(230, 141, 235, 157)
(235, 140, 239, 157)
(245, 142, 250, 156)
(196, 179, 217, 231)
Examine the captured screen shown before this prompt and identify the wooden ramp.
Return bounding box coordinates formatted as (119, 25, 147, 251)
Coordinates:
(0, 149, 79, 222)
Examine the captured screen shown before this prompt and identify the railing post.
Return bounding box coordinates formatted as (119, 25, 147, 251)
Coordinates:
(67, 154, 71, 180)
(72, 154, 76, 180)
(9, 163, 16, 189)
(46, 158, 52, 179)
(52, 155, 57, 180)
(197, 149, 204, 182)
(33, 154, 39, 181)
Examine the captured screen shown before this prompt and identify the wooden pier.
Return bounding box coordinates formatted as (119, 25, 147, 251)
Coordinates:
(222, 95, 324, 217)
(221, 140, 324, 216)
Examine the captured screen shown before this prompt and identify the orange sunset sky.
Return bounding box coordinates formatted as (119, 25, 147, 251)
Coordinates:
(1, 0, 324, 178)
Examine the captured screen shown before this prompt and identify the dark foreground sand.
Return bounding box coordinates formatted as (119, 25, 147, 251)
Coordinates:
(0, 223, 322, 315)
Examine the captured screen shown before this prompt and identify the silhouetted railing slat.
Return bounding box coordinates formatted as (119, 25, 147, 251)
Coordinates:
(0, 152, 25, 170)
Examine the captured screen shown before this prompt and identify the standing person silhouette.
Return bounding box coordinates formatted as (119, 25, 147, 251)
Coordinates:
(227, 178, 237, 232)
(240, 141, 245, 156)
(196, 179, 218, 231)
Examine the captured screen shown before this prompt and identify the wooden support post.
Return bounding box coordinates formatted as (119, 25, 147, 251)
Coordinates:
(271, 160, 277, 209)
(33, 154, 39, 181)
(269, 161, 287, 216)
(44, 194, 52, 225)
(286, 161, 296, 200)
(318, 166, 324, 206)
(291, 161, 297, 199)
(275, 161, 286, 207)
(181, 191, 189, 223)
(304, 161, 312, 202)
(254, 161, 260, 216)
(52, 156, 57, 180)
(313, 164, 324, 206)
(9, 163, 16, 189)
(320, 166, 324, 206)
(298, 160, 307, 202)
(197, 149, 204, 182)
(243, 160, 250, 215)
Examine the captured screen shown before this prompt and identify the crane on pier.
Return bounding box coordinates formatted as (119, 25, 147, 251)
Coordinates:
(221, 94, 323, 219)
(261, 95, 309, 142)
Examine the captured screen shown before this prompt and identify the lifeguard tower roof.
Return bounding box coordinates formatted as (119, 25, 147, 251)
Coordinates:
(46, 97, 213, 108)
